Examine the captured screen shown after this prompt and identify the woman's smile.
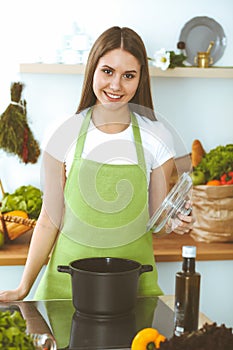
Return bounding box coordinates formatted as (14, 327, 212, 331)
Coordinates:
(93, 48, 141, 107)
(104, 91, 123, 101)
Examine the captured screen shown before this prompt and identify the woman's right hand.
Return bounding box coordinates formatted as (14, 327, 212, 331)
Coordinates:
(0, 287, 27, 302)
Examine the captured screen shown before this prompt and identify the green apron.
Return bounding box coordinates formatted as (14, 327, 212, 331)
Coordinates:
(34, 109, 163, 300)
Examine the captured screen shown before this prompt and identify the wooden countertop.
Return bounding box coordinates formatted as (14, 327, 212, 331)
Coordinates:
(153, 232, 233, 262)
(1, 231, 232, 266)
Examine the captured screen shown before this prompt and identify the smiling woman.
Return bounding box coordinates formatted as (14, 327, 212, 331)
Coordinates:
(77, 26, 156, 120)
(0, 26, 194, 304)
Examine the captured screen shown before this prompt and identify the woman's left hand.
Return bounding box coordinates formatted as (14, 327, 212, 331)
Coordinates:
(171, 212, 195, 235)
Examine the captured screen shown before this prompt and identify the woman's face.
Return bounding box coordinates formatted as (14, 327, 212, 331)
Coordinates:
(93, 48, 141, 107)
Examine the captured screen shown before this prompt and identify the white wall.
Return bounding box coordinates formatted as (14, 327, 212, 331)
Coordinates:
(0, 0, 232, 192)
(1, 0, 232, 66)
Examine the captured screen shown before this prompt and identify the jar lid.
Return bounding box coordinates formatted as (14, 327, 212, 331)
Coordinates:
(182, 245, 196, 258)
(146, 172, 192, 236)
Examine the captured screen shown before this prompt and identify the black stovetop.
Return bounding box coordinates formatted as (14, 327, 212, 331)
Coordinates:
(0, 297, 174, 350)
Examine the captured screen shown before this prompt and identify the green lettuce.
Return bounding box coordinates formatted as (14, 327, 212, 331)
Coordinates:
(1, 185, 42, 219)
(0, 310, 35, 349)
(194, 144, 233, 182)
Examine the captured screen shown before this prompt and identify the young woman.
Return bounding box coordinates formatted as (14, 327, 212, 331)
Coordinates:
(0, 26, 193, 301)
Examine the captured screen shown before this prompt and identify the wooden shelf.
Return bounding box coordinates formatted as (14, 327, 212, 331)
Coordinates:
(20, 63, 86, 75)
(149, 66, 233, 78)
(19, 63, 233, 78)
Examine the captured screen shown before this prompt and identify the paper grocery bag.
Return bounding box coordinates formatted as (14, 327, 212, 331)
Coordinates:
(190, 185, 233, 243)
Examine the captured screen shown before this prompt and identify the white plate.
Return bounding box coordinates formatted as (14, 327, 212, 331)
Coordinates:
(178, 16, 227, 65)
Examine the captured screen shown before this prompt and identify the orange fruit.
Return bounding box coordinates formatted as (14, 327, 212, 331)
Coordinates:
(206, 180, 221, 186)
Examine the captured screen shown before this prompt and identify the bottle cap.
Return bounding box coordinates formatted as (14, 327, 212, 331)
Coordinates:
(182, 245, 196, 258)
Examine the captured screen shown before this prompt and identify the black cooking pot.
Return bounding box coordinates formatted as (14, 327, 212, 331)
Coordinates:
(57, 257, 153, 317)
(69, 310, 136, 349)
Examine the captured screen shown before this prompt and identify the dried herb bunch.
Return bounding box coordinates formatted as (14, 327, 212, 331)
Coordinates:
(0, 82, 40, 163)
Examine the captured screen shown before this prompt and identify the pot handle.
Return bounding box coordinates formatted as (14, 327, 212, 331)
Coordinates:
(140, 264, 153, 275)
(57, 265, 72, 274)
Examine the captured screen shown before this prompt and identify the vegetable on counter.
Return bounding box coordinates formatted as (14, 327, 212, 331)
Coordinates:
(206, 179, 221, 186)
(190, 143, 233, 185)
(190, 170, 206, 186)
(0, 309, 35, 349)
(220, 171, 233, 185)
(0, 309, 56, 349)
(131, 327, 166, 350)
(4, 210, 29, 218)
(1, 185, 42, 219)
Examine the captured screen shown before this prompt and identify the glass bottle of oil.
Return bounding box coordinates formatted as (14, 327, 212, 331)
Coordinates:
(174, 246, 201, 336)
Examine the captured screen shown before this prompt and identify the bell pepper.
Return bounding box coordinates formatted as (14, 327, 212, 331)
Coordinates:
(131, 327, 166, 350)
(4, 210, 28, 218)
(220, 171, 233, 185)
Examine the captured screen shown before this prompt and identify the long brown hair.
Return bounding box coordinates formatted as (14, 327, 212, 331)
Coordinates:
(76, 26, 156, 121)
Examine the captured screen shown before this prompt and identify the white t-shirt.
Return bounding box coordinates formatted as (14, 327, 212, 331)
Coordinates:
(44, 109, 175, 185)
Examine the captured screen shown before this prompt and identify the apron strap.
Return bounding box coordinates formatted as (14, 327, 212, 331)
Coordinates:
(131, 113, 147, 172)
(75, 108, 92, 159)
(74, 108, 146, 171)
